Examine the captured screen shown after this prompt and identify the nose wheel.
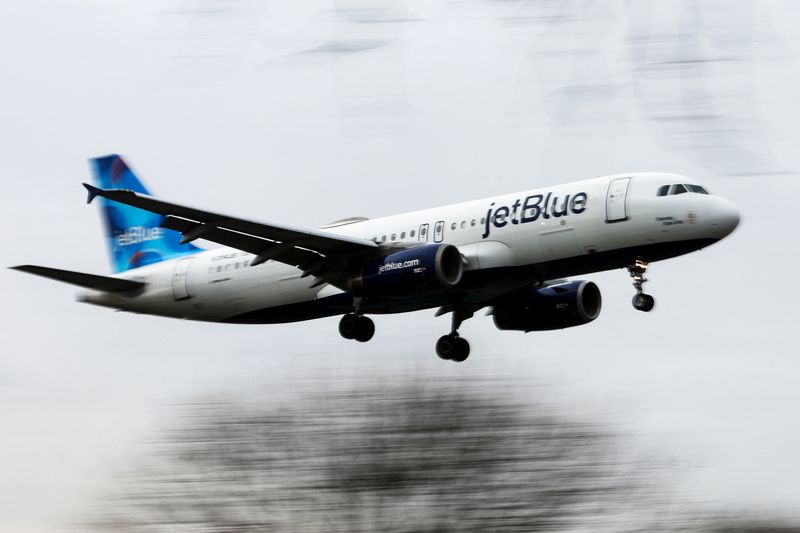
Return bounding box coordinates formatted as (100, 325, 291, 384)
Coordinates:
(632, 293, 655, 312)
(628, 258, 655, 312)
(339, 313, 375, 342)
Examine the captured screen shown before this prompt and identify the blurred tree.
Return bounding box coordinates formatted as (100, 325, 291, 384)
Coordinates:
(82, 378, 798, 532)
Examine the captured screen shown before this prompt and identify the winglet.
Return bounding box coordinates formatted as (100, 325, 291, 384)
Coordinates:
(83, 182, 102, 204)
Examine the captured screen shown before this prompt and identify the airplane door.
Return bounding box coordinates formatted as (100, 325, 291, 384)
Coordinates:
(433, 221, 445, 243)
(606, 177, 631, 222)
(172, 257, 193, 301)
(418, 223, 430, 242)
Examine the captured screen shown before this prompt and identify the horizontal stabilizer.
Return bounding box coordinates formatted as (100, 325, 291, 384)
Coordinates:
(10, 265, 145, 293)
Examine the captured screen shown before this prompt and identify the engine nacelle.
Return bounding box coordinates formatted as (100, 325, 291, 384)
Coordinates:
(492, 280, 602, 332)
(352, 244, 463, 298)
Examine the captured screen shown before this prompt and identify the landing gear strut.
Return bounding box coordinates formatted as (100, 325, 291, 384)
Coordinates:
(628, 258, 655, 312)
(436, 307, 472, 362)
(339, 313, 375, 343)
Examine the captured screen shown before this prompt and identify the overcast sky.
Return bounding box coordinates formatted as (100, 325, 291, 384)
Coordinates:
(2, 1, 800, 531)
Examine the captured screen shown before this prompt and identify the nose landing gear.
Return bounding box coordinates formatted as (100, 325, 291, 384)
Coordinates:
(628, 258, 655, 312)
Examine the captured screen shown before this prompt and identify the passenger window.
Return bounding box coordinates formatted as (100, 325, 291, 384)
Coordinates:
(471, 219, 476, 227)
(657, 185, 669, 197)
(235, 263, 239, 270)
(391, 233, 396, 240)
(381, 235, 387, 242)
(401, 231, 406, 239)
(217, 266, 222, 273)
(410, 229, 416, 237)
(451, 222, 457, 230)
(480, 217, 485, 225)
(461, 221, 466, 229)
(225, 264, 231, 271)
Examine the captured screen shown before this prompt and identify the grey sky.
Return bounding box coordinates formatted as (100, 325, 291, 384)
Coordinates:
(2, 0, 799, 530)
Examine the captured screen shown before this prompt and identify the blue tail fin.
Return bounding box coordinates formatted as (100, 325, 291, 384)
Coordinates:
(90, 154, 202, 273)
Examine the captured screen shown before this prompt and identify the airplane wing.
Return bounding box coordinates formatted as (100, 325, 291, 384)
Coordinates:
(83, 184, 381, 289)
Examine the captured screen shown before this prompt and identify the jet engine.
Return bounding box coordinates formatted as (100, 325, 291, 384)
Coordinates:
(351, 244, 463, 297)
(492, 280, 601, 332)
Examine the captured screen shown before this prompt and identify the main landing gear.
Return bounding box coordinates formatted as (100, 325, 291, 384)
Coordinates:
(338, 302, 473, 362)
(628, 258, 655, 312)
(339, 313, 375, 343)
(436, 334, 470, 362)
(436, 307, 472, 362)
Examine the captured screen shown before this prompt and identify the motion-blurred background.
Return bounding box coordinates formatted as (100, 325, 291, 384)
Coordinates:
(2, 1, 799, 531)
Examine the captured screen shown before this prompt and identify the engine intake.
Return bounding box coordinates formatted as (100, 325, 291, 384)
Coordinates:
(352, 243, 463, 298)
(493, 280, 602, 332)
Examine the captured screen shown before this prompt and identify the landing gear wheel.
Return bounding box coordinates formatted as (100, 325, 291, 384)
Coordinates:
(340, 313, 375, 342)
(632, 293, 655, 312)
(436, 335, 455, 360)
(339, 313, 358, 340)
(436, 334, 470, 362)
(353, 316, 375, 342)
(628, 258, 656, 312)
(451, 337, 470, 362)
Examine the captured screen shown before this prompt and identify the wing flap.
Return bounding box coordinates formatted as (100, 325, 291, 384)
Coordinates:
(11, 265, 145, 293)
(160, 215, 315, 267)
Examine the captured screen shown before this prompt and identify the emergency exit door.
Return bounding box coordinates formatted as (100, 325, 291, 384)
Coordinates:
(606, 177, 631, 222)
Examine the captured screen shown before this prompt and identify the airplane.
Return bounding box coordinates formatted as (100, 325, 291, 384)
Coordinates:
(11, 154, 740, 362)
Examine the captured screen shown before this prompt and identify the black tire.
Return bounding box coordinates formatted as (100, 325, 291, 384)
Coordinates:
(354, 316, 375, 343)
(451, 337, 470, 362)
(338, 314, 358, 339)
(436, 335, 455, 360)
(632, 293, 655, 312)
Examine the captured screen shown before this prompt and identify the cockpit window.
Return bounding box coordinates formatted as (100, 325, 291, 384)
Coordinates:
(657, 183, 710, 196)
(686, 184, 709, 194)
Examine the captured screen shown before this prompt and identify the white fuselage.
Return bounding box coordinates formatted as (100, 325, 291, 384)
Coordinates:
(79, 172, 740, 323)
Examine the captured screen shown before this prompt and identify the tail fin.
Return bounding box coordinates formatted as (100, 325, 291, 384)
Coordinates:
(90, 154, 202, 273)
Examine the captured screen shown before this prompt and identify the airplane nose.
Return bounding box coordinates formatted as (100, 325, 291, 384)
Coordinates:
(709, 198, 740, 239)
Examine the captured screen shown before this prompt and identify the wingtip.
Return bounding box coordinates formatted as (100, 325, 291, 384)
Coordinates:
(9, 265, 41, 275)
(82, 182, 102, 204)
